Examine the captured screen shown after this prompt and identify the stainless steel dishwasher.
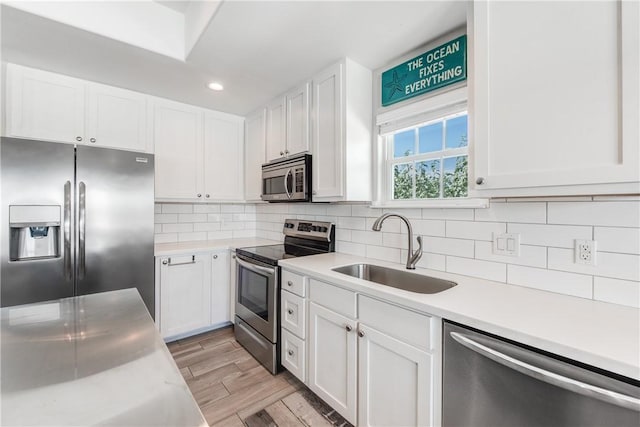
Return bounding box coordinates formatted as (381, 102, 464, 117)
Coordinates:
(443, 321, 640, 426)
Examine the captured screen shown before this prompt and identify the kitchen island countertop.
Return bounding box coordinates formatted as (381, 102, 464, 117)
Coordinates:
(279, 252, 640, 381)
(0, 288, 207, 426)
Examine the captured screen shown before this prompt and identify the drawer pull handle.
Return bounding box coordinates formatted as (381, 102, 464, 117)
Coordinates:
(288, 349, 294, 356)
(287, 308, 294, 315)
(345, 325, 352, 332)
(287, 281, 293, 287)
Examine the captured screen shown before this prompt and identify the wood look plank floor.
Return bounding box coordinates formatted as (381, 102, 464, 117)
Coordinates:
(169, 326, 347, 427)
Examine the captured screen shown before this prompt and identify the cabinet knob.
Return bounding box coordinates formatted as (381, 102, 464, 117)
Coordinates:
(287, 281, 293, 287)
(280, 151, 284, 156)
(213, 254, 218, 259)
(476, 177, 485, 185)
(197, 193, 202, 198)
(288, 349, 294, 356)
(206, 194, 210, 198)
(287, 308, 294, 315)
(89, 138, 96, 143)
(232, 255, 236, 259)
(345, 325, 352, 332)
(285, 150, 289, 154)
(161, 260, 168, 265)
(358, 330, 365, 338)
(76, 136, 83, 142)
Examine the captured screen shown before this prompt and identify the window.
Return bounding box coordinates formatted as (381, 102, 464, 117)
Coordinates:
(385, 111, 468, 201)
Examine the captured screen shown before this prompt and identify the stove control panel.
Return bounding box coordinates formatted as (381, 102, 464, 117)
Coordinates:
(283, 219, 334, 241)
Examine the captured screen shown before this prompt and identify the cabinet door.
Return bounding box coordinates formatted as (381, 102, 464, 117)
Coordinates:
(265, 96, 286, 161)
(153, 100, 204, 200)
(471, 1, 640, 196)
(285, 82, 310, 156)
(311, 62, 344, 200)
(308, 301, 357, 425)
(245, 108, 266, 201)
(211, 250, 230, 326)
(7, 64, 85, 143)
(203, 112, 244, 200)
(86, 83, 149, 152)
(358, 324, 433, 427)
(159, 254, 211, 339)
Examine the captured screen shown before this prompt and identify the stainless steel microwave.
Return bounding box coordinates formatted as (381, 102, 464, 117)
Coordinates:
(261, 154, 312, 202)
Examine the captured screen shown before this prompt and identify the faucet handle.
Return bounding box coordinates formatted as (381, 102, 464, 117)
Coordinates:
(409, 235, 424, 269)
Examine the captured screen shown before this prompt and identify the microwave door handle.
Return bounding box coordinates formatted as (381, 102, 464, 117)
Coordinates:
(236, 257, 275, 276)
(284, 168, 292, 199)
(449, 332, 640, 412)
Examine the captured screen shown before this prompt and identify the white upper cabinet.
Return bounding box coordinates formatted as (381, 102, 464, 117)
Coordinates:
(265, 82, 311, 162)
(86, 83, 149, 152)
(285, 82, 310, 156)
(245, 108, 266, 201)
(7, 64, 85, 144)
(6, 64, 150, 153)
(311, 59, 372, 202)
(470, 0, 640, 197)
(203, 111, 244, 201)
(266, 96, 286, 161)
(153, 99, 204, 200)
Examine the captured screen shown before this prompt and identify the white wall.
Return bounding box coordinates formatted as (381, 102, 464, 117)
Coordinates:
(252, 197, 640, 309)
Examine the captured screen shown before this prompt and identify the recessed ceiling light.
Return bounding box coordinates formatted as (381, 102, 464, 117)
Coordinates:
(208, 82, 224, 91)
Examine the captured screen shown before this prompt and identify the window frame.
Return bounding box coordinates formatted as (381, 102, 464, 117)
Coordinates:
(373, 87, 488, 208)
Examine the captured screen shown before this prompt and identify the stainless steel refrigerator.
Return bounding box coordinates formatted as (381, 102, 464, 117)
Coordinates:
(1, 137, 155, 318)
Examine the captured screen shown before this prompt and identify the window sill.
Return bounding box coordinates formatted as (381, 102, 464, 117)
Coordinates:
(371, 198, 489, 209)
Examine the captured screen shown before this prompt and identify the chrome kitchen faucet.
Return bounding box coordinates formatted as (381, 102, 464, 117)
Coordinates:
(372, 213, 423, 269)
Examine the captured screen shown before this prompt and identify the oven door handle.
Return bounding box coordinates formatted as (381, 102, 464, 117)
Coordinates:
(284, 168, 292, 199)
(236, 257, 276, 276)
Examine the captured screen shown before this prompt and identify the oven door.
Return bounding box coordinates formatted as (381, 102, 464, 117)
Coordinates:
(235, 255, 279, 342)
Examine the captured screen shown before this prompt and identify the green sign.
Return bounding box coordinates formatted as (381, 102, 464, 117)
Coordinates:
(381, 35, 467, 107)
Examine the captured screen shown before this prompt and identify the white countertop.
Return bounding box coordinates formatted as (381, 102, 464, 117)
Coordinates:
(154, 237, 281, 256)
(279, 252, 640, 380)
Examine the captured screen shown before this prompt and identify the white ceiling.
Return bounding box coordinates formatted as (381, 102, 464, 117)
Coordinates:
(1, 1, 467, 115)
(154, 1, 192, 14)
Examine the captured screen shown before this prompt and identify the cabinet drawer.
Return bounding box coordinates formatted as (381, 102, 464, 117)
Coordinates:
(281, 290, 306, 339)
(282, 270, 306, 297)
(309, 279, 356, 319)
(282, 328, 306, 383)
(359, 295, 433, 351)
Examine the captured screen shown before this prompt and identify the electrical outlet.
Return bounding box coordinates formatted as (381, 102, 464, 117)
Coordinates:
(575, 239, 597, 265)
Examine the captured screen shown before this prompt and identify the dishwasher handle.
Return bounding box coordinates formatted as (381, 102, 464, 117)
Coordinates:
(450, 331, 640, 412)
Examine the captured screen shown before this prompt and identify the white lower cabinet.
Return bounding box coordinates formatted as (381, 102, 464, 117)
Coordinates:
(280, 269, 441, 426)
(157, 249, 232, 341)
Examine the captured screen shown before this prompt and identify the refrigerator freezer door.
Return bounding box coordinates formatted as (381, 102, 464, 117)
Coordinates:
(75, 146, 155, 317)
(1, 137, 75, 306)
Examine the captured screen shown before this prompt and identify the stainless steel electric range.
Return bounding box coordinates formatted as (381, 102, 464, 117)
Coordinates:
(234, 219, 335, 374)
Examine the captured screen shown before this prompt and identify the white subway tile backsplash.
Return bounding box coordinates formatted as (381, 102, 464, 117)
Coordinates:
(221, 204, 245, 213)
(593, 277, 640, 308)
(154, 224, 162, 233)
(154, 213, 178, 224)
(352, 204, 383, 217)
(163, 223, 193, 233)
(366, 245, 402, 264)
(154, 205, 162, 214)
(548, 201, 640, 227)
(446, 220, 505, 241)
(422, 208, 474, 221)
(383, 208, 422, 219)
(351, 230, 383, 245)
(193, 223, 221, 232)
(155, 233, 177, 244)
(507, 265, 593, 298)
(507, 223, 592, 248)
(162, 203, 193, 214)
(366, 216, 401, 233)
(425, 236, 474, 258)
(325, 204, 352, 217)
(193, 204, 221, 213)
(548, 248, 640, 282)
(178, 232, 207, 242)
(337, 216, 366, 230)
(594, 227, 640, 255)
(410, 251, 446, 272)
(232, 230, 255, 238)
(475, 241, 547, 268)
(178, 213, 207, 223)
(382, 232, 407, 249)
(207, 231, 233, 240)
(335, 229, 352, 242)
(221, 221, 246, 231)
(336, 241, 366, 257)
(475, 202, 546, 224)
(447, 256, 507, 282)
(411, 219, 446, 237)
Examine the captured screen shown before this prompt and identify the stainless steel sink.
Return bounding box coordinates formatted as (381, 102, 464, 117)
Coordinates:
(332, 263, 457, 294)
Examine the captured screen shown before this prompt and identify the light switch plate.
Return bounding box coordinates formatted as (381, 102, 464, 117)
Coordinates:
(492, 233, 520, 256)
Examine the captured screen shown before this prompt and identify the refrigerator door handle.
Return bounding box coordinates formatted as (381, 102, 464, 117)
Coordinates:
(78, 181, 86, 279)
(63, 181, 72, 280)
(450, 331, 640, 412)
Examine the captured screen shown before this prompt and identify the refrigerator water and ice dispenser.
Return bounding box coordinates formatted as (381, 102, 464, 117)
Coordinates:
(9, 205, 61, 261)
